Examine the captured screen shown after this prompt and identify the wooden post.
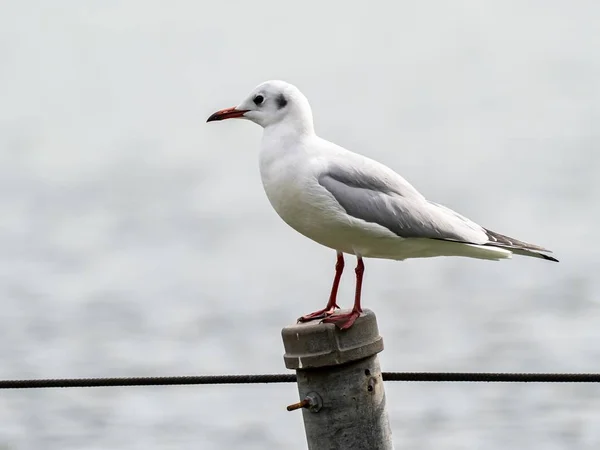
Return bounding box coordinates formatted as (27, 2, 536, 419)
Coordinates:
(282, 309, 393, 450)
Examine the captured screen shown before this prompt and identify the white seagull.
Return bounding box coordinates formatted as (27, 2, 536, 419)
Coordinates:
(207, 80, 558, 329)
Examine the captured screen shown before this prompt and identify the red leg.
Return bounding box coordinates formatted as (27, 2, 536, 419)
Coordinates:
(322, 257, 364, 329)
(298, 252, 344, 322)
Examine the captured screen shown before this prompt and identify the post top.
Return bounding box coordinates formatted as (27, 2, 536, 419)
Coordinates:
(281, 309, 384, 370)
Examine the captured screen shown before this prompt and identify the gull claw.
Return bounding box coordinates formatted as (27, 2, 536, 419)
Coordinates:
(297, 305, 338, 323)
(321, 310, 361, 330)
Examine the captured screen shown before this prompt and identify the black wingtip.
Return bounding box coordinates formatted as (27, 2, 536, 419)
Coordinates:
(541, 254, 559, 263)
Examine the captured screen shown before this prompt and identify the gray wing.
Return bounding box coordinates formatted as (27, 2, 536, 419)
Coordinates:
(318, 164, 488, 244)
(319, 163, 558, 262)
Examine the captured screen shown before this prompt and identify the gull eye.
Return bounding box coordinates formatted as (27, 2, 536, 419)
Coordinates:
(253, 95, 264, 106)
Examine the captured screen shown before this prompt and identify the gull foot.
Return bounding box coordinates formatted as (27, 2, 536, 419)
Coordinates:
(321, 310, 362, 330)
(297, 305, 338, 323)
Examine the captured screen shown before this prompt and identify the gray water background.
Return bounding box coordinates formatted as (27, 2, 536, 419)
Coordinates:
(1, 1, 599, 448)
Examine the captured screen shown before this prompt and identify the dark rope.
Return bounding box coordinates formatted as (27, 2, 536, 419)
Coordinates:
(0, 374, 295, 389)
(1, 372, 600, 389)
(381, 372, 600, 383)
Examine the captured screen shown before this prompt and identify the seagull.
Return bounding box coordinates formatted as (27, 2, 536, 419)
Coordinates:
(207, 80, 558, 329)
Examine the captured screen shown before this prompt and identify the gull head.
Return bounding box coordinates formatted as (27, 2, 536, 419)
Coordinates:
(207, 80, 314, 133)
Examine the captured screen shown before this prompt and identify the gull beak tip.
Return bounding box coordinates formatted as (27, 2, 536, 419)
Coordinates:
(206, 112, 220, 123)
(206, 106, 248, 123)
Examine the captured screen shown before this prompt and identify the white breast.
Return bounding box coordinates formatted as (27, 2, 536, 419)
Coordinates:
(259, 142, 327, 234)
(258, 136, 398, 255)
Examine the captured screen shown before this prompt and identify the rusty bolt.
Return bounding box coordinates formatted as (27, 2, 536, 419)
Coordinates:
(286, 398, 310, 411)
(286, 392, 323, 412)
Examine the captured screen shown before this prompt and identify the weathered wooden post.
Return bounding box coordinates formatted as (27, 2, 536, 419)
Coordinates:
(282, 309, 393, 450)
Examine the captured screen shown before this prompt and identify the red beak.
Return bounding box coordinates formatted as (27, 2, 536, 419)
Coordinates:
(206, 106, 249, 122)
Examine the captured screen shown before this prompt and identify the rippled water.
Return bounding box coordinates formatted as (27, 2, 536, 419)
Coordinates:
(1, 1, 599, 449)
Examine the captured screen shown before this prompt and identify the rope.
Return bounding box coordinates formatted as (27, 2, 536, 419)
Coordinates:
(382, 372, 600, 382)
(1, 372, 600, 389)
(0, 374, 295, 389)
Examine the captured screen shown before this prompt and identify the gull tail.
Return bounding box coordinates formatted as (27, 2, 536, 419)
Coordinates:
(483, 229, 559, 262)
